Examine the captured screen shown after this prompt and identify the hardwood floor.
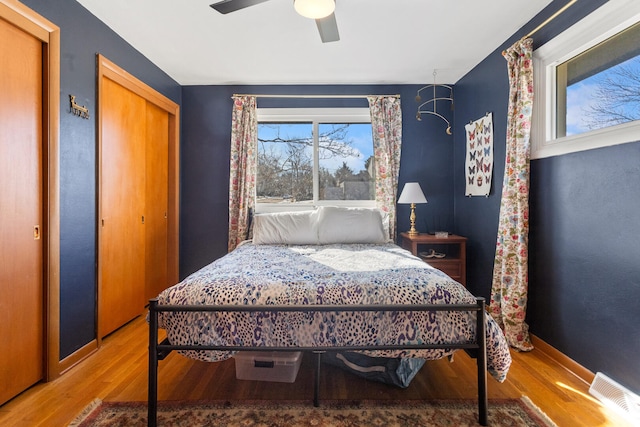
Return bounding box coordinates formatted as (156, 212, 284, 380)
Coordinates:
(0, 315, 632, 426)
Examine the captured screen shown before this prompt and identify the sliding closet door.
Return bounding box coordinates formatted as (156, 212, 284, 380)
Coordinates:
(99, 77, 146, 338)
(98, 55, 179, 340)
(145, 102, 169, 300)
(0, 17, 44, 404)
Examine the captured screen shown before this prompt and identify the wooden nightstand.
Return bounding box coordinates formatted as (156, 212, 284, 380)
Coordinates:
(400, 232, 467, 287)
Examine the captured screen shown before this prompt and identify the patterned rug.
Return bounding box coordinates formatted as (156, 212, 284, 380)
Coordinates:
(69, 397, 557, 426)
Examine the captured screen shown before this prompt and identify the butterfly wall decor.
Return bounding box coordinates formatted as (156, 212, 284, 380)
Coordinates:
(465, 112, 493, 196)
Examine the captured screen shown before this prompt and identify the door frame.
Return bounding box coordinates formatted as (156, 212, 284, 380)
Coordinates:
(0, 0, 61, 380)
(97, 54, 180, 343)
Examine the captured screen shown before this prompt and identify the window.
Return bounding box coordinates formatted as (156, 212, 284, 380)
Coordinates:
(256, 108, 375, 212)
(559, 22, 640, 137)
(532, 0, 640, 159)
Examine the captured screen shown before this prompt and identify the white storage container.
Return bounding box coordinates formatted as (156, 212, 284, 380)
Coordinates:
(233, 351, 302, 383)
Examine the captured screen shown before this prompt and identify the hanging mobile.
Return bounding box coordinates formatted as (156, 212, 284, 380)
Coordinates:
(415, 70, 453, 135)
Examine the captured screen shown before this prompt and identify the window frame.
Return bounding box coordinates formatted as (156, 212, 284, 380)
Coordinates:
(255, 107, 375, 213)
(532, 0, 640, 159)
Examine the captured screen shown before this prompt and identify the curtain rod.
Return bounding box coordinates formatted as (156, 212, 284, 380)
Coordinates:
(232, 94, 400, 99)
(523, 0, 577, 39)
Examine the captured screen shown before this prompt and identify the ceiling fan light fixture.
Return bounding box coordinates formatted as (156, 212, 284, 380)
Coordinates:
(294, 0, 335, 19)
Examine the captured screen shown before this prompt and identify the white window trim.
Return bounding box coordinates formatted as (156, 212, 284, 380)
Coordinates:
(255, 107, 375, 213)
(532, 0, 640, 159)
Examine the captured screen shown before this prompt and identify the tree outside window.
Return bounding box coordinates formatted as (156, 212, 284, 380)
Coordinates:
(257, 119, 374, 205)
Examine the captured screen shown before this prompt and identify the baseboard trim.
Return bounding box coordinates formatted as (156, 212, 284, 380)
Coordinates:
(58, 340, 98, 376)
(530, 334, 595, 386)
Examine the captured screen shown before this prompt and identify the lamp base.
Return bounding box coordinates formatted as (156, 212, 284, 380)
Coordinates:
(407, 203, 420, 236)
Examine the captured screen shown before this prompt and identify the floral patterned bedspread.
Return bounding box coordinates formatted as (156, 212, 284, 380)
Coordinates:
(156, 242, 512, 382)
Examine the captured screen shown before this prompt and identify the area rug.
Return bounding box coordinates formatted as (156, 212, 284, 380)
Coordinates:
(69, 397, 557, 427)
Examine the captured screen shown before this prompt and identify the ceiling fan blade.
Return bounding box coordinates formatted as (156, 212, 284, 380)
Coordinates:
(210, 0, 271, 14)
(316, 13, 340, 43)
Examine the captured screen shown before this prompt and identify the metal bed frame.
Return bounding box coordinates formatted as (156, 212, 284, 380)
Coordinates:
(148, 297, 489, 427)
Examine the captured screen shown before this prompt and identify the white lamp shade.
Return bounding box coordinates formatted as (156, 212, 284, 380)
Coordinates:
(398, 182, 427, 204)
(294, 0, 335, 19)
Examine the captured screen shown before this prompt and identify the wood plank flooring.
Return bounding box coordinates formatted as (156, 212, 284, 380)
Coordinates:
(0, 315, 632, 426)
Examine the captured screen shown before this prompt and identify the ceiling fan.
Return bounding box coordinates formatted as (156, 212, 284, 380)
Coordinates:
(210, 0, 340, 43)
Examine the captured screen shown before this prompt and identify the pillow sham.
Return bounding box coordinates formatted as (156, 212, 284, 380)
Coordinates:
(317, 206, 387, 244)
(252, 210, 319, 245)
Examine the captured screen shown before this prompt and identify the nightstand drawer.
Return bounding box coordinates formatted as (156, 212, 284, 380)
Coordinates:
(426, 259, 462, 280)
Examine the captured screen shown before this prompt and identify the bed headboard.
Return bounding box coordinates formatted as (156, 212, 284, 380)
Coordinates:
(251, 206, 389, 245)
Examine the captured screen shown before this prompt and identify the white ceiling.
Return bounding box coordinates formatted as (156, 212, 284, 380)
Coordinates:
(76, 0, 553, 86)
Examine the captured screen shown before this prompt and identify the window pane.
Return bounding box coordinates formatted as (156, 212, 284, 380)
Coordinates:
(559, 22, 640, 137)
(256, 123, 313, 204)
(318, 123, 374, 201)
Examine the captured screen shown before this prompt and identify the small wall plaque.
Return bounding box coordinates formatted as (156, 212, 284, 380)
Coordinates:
(69, 95, 90, 119)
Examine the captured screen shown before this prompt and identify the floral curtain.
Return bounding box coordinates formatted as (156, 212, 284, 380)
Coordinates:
(228, 96, 257, 252)
(367, 96, 402, 240)
(489, 38, 534, 351)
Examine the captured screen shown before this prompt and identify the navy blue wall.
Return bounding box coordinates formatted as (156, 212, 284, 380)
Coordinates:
(21, 0, 181, 359)
(19, 0, 639, 395)
(180, 85, 453, 277)
(454, 0, 640, 393)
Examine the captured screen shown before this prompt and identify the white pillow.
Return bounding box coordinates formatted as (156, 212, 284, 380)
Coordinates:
(252, 210, 319, 245)
(317, 206, 387, 244)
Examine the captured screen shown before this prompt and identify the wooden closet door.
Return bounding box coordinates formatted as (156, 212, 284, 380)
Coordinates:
(145, 102, 169, 300)
(99, 77, 146, 338)
(0, 17, 44, 404)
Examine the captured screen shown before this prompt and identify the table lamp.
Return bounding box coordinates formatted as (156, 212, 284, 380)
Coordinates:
(398, 182, 427, 236)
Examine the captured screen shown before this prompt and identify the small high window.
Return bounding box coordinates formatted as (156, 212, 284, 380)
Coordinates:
(558, 22, 640, 137)
(532, 0, 640, 158)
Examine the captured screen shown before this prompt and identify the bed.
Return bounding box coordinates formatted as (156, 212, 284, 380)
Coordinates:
(148, 207, 512, 426)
